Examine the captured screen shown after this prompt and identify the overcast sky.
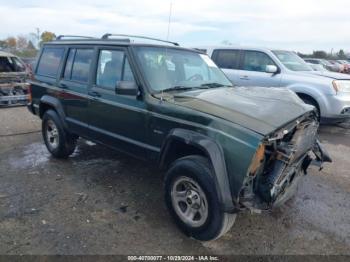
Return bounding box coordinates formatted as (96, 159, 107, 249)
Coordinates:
(0, 0, 349, 53)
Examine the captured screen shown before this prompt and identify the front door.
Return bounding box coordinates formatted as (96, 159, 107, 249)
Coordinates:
(211, 49, 241, 85)
(235, 50, 282, 87)
(87, 47, 150, 159)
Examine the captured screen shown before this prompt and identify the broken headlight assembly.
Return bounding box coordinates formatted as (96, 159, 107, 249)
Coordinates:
(240, 114, 331, 211)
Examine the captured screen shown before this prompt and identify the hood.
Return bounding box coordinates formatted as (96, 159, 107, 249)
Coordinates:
(306, 70, 350, 80)
(171, 87, 313, 135)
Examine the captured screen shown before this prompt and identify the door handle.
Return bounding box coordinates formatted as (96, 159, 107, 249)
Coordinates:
(60, 83, 67, 88)
(88, 91, 101, 98)
(239, 75, 250, 80)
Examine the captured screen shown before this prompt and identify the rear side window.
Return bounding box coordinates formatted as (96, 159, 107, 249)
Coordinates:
(37, 47, 64, 77)
(71, 49, 93, 83)
(62, 48, 93, 83)
(212, 49, 239, 69)
(242, 51, 275, 72)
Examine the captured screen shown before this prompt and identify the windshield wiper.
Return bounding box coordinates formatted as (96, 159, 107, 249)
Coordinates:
(199, 82, 227, 88)
(161, 86, 195, 93)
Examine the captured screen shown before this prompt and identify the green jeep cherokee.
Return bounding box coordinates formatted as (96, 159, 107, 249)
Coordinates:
(28, 34, 331, 241)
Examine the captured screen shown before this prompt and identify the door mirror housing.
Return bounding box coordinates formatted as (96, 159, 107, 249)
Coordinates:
(115, 81, 138, 96)
(265, 65, 278, 74)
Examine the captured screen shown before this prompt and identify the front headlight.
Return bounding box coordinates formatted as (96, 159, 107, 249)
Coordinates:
(332, 80, 350, 94)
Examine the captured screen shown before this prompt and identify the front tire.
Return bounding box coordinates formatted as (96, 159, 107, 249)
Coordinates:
(42, 109, 77, 158)
(300, 96, 320, 121)
(164, 155, 236, 241)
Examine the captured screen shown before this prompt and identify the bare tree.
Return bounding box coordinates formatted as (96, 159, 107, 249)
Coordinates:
(17, 35, 28, 51)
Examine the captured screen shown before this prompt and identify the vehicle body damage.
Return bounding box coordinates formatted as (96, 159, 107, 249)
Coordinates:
(28, 39, 332, 240)
(0, 51, 29, 106)
(161, 86, 332, 211)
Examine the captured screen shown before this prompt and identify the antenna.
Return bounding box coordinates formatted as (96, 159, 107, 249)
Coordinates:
(166, 1, 173, 41)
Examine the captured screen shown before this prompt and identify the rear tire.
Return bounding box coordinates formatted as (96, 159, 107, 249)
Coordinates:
(42, 109, 77, 158)
(164, 155, 236, 241)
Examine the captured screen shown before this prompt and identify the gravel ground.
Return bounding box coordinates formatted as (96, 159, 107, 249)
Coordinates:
(0, 107, 349, 255)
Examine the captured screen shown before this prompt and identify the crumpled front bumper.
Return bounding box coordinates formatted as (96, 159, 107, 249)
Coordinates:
(271, 139, 332, 207)
(256, 120, 332, 208)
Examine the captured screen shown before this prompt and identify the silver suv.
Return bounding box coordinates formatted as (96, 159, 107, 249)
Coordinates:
(201, 46, 350, 123)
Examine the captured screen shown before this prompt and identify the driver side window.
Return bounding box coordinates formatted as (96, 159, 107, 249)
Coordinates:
(96, 50, 135, 90)
(242, 51, 275, 72)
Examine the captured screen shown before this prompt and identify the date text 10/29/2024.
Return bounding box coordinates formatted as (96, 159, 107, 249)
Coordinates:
(127, 256, 219, 261)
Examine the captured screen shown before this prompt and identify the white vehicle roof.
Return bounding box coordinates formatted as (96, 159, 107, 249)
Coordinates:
(0, 50, 16, 57)
(194, 45, 292, 56)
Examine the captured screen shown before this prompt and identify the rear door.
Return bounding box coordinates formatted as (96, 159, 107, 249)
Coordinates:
(235, 50, 281, 87)
(87, 47, 149, 158)
(59, 47, 94, 136)
(211, 49, 241, 85)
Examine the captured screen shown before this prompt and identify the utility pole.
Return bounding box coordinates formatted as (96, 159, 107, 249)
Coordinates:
(36, 28, 40, 48)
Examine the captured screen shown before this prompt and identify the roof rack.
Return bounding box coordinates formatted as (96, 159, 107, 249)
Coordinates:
(56, 35, 95, 40)
(101, 33, 179, 46)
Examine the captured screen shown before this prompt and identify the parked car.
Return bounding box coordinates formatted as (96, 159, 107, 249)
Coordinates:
(199, 46, 350, 123)
(336, 60, 350, 73)
(329, 60, 345, 73)
(0, 50, 30, 106)
(27, 35, 331, 241)
(307, 63, 329, 72)
(304, 58, 339, 72)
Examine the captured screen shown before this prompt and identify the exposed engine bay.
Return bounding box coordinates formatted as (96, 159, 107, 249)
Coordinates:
(239, 112, 332, 211)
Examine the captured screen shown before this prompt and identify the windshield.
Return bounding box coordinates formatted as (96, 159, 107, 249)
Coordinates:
(273, 50, 313, 71)
(134, 47, 232, 92)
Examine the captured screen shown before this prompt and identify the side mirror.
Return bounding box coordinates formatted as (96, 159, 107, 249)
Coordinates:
(265, 65, 278, 74)
(115, 81, 138, 96)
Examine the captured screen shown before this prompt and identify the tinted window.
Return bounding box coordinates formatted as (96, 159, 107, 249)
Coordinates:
(242, 51, 275, 72)
(71, 49, 93, 83)
(37, 47, 64, 77)
(96, 50, 135, 89)
(212, 50, 239, 69)
(64, 49, 75, 79)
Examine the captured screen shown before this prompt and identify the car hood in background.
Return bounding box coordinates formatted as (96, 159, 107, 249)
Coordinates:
(307, 70, 350, 80)
(171, 87, 313, 136)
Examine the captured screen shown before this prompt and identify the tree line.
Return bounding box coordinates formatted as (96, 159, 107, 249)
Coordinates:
(1, 33, 349, 60)
(298, 50, 348, 60)
(0, 31, 56, 58)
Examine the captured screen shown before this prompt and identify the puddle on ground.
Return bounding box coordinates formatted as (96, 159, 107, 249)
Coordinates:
(8, 140, 119, 172)
(8, 142, 50, 169)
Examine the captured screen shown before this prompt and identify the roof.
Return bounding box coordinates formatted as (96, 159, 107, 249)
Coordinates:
(0, 50, 16, 57)
(44, 34, 184, 49)
(194, 45, 277, 52)
(44, 39, 201, 54)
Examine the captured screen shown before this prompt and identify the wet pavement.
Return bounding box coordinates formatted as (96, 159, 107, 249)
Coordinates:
(0, 107, 349, 255)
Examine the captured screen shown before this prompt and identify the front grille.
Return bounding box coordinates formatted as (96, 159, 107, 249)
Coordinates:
(256, 119, 318, 204)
